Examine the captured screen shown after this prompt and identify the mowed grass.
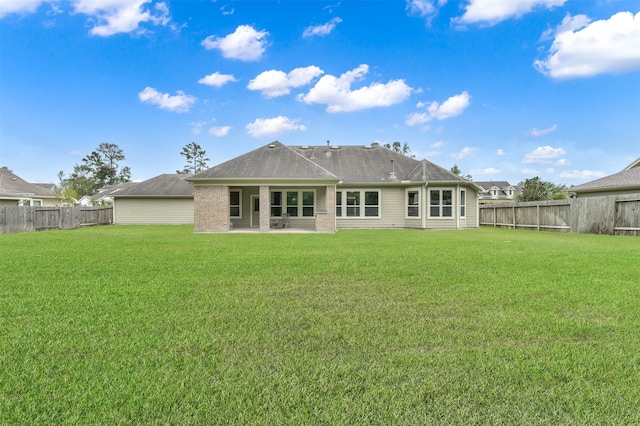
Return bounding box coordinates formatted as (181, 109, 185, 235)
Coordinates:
(1, 226, 639, 425)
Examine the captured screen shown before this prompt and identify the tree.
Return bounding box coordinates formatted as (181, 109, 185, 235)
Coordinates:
(63, 142, 131, 197)
(383, 141, 414, 158)
(517, 176, 552, 201)
(450, 164, 473, 181)
(177, 142, 210, 175)
(54, 170, 78, 205)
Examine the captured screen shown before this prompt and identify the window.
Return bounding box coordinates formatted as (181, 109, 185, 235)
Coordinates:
(407, 189, 420, 217)
(271, 190, 315, 217)
(230, 190, 241, 218)
(271, 191, 282, 216)
(286, 191, 298, 216)
(21, 199, 42, 207)
(302, 191, 314, 217)
(346, 191, 360, 216)
(429, 189, 453, 218)
(336, 190, 381, 218)
(364, 191, 379, 217)
(460, 189, 466, 218)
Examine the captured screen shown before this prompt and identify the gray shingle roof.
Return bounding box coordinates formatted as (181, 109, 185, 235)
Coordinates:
(190, 141, 470, 185)
(115, 174, 194, 197)
(571, 166, 640, 193)
(191, 142, 338, 181)
(0, 168, 56, 198)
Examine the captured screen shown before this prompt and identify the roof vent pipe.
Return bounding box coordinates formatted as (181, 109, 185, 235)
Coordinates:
(310, 148, 316, 160)
(390, 159, 396, 179)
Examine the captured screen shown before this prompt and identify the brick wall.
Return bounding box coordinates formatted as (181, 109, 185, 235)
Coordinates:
(259, 185, 271, 232)
(194, 185, 229, 232)
(315, 185, 336, 232)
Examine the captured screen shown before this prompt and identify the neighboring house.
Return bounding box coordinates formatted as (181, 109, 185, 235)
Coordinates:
(569, 158, 640, 234)
(112, 174, 194, 224)
(79, 182, 137, 206)
(0, 168, 60, 206)
(187, 141, 481, 233)
(475, 181, 521, 204)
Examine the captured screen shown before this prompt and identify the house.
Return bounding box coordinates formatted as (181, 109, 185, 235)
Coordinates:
(187, 141, 481, 233)
(0, 168, 60, 206)
(475, 181, 521, 204)
(112, 174, 194, 224)
(569, 158, 640, 235)
(80, 182, 137, 206)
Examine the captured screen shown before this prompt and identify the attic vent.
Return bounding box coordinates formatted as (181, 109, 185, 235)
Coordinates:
(268, 144, 276, 148)
(301, 145, 309, 149)
(363, 145, 373, 149)
(330, 145, 340, 150)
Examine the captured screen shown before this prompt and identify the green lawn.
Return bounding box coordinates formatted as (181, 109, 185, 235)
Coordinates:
(1, 226, 639, 424)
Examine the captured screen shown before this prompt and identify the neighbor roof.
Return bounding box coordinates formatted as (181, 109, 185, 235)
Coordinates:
(114, 174, 194, 197)
(190, 141, 473, 185)
(0, 168, 57, 199)
(570, 166, 640, 193)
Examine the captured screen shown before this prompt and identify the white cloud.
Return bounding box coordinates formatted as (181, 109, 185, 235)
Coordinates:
(452, 147, 478, 160)
(303, 17, 342, 37)
(406, 91, 471, 126)
(73, 0, 170, 36)
(406, 0, 446, 19)
(209, 126, 231, 137)
(248, 66, 324, 98)
(138, 87, 195, 113)
(560, 170, 606, 180)
(526, 124, 557, 137)
(470, 167, 502, 175)
(201, 25, 268, 62)
(431, 140, 448, 148)
(0, 0, 48, 17)
(555, 158, 570, 166)
(496, 149, 507, 155)
(522, 168, 539, 174)
(246, 116, 306, 138)
(298, 64, 413, 113)
(456, 0, 566, 26)
(198, 72, 237, 88)
(189, 121, 206, 134)
(522, 145, 566, 164)
(535, 11, 640, 79)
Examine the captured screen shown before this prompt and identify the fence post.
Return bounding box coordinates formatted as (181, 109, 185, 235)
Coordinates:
(512, 205, 516, 229)
(537, 204, 540, 231)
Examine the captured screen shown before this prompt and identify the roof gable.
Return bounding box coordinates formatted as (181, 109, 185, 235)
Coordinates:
(190, 142, 338, 181)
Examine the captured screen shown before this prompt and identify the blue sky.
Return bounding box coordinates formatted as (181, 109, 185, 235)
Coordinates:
(1, 0, 639, 186)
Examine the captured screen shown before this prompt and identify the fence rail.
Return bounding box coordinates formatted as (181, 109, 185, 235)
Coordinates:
(0, 207, 113, 234)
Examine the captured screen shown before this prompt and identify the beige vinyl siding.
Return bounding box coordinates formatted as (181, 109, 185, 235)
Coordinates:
(465, 189, 479, 228)
(115, 198, 193, 224)
(336, 187, 408, 229)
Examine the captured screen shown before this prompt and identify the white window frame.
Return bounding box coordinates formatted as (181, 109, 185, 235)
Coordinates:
(21, 199, 42, 206)
(230, 189, 242, 219)
(406, 188, 421, 219)
(271, 189, 316, 218)
(336, 189, 381, 218)
(428, 188, 454, 219)
(460, 189, 466, 218)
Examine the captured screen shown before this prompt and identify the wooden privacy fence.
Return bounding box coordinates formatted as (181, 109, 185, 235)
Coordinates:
(480, 197, 640, 236)
(0, 207, 113, 234)
(480, 200, 571, 232)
